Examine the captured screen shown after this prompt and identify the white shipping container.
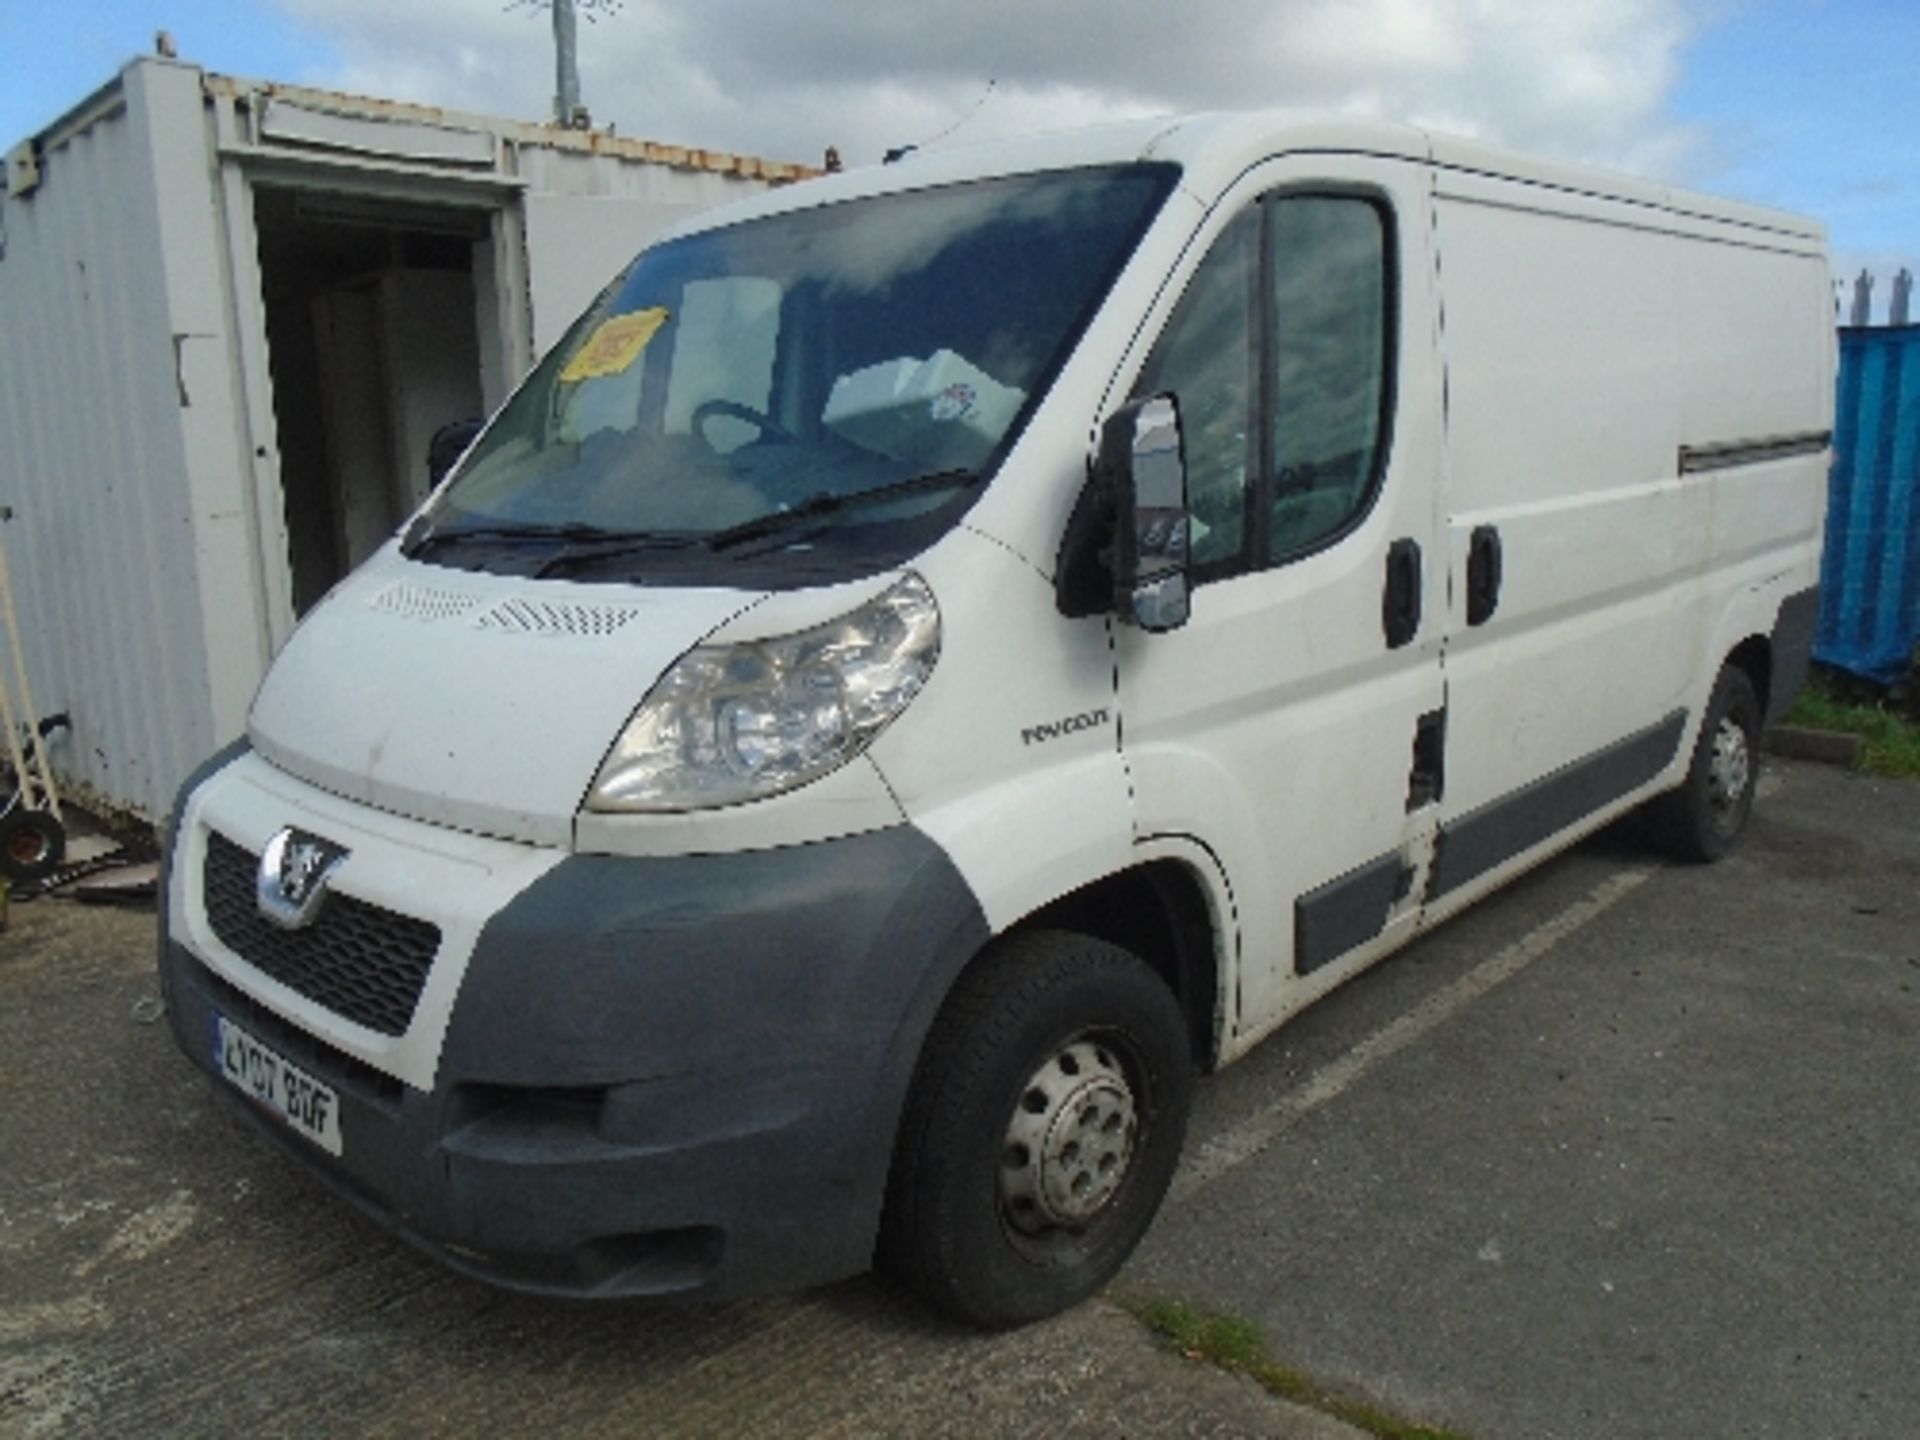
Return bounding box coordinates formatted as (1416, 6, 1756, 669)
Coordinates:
(0, 56, 813, 822)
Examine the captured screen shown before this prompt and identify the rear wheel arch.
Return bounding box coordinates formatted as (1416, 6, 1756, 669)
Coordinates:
(1725, 634, 1774, 723)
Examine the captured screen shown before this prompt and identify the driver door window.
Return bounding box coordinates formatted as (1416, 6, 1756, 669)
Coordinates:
(1267, 199, 1389, 562)
(1133, 209, 1257, 572)
(1135, 193, 1393, 580)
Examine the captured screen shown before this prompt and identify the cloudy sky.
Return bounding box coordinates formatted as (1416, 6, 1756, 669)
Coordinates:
(2, 0, 1912, 310)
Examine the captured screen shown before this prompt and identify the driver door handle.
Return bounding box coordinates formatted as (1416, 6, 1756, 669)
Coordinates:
(1383, 538, 1421, 649)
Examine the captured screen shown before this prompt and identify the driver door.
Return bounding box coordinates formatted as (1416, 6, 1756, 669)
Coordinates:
(1114, 155, 1446, 1047)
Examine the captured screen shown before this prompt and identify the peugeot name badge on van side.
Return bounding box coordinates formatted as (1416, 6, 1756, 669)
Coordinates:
(256, 828, 349, 930)
(1021, 708, 1111, 746)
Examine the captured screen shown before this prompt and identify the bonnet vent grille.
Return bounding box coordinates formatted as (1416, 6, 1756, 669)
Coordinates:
(371, 583, 482, 622)
(475, 598, 641, 638)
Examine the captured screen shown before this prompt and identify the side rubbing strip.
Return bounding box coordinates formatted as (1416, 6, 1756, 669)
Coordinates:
(1678, 431, 1831, 474)
(1295, 852, 1404, 976)
(1427, 710, 1687, 902)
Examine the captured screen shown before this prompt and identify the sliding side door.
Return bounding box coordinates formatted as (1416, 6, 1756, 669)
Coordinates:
(1425, 164, 1696, 913)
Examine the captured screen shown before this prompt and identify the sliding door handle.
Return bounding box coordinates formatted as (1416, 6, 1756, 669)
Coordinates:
(1467, 524, 1503, 626)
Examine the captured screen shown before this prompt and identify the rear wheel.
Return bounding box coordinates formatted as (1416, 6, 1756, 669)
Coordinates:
(880, 930, 1193, 1329)
(1649, 666, 1760, 862)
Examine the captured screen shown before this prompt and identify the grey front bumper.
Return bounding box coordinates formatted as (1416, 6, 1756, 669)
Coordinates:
(162, 783, 988, 1300)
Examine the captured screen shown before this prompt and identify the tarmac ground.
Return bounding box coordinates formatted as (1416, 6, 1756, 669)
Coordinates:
(3, 757, 1915, 1438)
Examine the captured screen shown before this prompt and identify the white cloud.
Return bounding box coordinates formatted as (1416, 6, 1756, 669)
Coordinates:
(269, 0, 1702, 177)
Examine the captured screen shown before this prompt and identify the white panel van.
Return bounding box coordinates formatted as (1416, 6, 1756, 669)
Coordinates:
(159, 114, 1833, 1327)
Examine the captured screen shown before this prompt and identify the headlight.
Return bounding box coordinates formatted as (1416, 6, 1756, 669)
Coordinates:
(586, 573, 940, 812)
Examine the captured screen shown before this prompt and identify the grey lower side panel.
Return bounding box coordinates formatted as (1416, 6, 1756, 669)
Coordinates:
(1294, 852, 1404, 976)
(1767, 585, 1821, 727)
(163, 820, 990, 1301)
(1428, 710, 1687, 902)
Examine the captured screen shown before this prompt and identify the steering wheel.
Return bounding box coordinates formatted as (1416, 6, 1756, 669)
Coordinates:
(691, 398, 794, 450)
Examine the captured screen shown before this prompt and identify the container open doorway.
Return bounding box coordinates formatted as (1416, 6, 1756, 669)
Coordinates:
(252, 186, 493, 614)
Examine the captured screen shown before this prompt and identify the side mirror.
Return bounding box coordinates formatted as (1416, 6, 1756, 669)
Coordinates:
(1101, 395, 1191, 632)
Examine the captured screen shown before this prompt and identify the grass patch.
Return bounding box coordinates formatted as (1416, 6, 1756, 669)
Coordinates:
(1783, 679, 1920, 779)
(1128, 1297, 1472, 1440)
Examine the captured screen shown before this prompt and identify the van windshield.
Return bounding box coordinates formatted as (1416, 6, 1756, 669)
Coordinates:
(412, 163, 1177, 587)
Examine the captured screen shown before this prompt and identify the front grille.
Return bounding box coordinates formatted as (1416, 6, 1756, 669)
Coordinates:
(202, 831, 440, 1037)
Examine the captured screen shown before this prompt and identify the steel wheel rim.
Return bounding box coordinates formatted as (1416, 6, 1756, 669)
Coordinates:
(1707, 714, 1751, 826)
(999, 1035, 1139, 1237)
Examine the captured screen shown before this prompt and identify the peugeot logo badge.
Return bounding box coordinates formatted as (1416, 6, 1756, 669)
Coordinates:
(256, 828, 350, 930)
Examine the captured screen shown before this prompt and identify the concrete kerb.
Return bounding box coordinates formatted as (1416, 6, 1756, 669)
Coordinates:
(1764, 724, 1865, 765)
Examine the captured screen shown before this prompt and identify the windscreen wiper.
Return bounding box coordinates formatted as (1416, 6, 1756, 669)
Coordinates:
(528, 528, 706, 579)
(401, 517, 649, 559)
(704, 469, 980, 553)
(401, 518, 704, 576)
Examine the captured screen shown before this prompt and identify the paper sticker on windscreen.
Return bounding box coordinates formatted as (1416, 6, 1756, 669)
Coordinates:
(561, 308, 670, 383)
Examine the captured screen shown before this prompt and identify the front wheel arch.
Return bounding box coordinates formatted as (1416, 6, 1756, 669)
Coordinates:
(1010, 858, 1226, 1071)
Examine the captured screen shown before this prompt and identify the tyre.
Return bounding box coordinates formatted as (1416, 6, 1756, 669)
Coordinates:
(0, 807, 66, 884)
(880, 930, 1193, 1329)
(1649, 665, 1760, 863)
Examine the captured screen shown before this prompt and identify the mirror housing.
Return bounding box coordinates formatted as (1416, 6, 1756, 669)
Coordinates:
(1099, 394, 1191, 632)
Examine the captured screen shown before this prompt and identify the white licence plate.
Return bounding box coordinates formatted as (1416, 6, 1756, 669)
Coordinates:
(210, 1013, 344, 1157)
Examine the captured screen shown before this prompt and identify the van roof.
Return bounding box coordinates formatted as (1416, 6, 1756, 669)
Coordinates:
(662, 110, 1825, 248)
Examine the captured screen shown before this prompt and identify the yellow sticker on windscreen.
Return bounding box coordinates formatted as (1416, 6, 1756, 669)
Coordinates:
(559, 307, 669, 383)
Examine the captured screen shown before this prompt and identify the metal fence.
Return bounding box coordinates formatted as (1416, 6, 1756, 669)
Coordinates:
(1817, 270, 1920, 685)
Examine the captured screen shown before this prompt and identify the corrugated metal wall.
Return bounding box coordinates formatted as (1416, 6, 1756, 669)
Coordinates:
(1818, 326, 1920, 684)
(0, 66, 230, 822)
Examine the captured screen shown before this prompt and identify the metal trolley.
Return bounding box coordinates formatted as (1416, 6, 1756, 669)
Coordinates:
(0, 508, 65, 884)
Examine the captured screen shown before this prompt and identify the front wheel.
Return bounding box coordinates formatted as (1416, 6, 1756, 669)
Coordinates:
(880, 931, 1193, 1329)
(1648, 665, 1760, 862)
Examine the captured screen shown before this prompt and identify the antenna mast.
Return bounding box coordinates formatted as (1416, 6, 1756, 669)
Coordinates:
(511, 0, 622, 128)
(553, 0, 581, 126)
